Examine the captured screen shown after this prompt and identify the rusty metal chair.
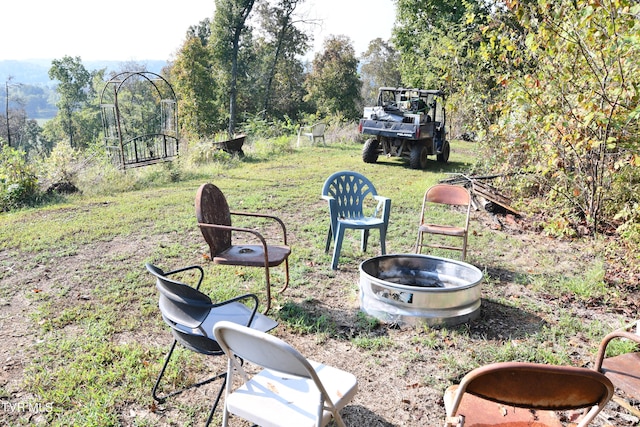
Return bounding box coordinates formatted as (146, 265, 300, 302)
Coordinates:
(594, 321, 640, 418)
(415, 184, 471, 260)
(322, 171, 391, 270)
(443, 361, 614, 427)
(146, 263, 278, 426)
(195, 183, 291, 313)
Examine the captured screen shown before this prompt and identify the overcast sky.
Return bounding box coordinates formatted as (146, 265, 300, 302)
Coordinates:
(0, 0, 396, 62)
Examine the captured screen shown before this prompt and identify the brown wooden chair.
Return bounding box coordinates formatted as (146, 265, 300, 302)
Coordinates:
(594, 322, 640, 418)
(195, 183, 291, 313)
(415, 184, 471, 260)
(444, 361, 614, 427)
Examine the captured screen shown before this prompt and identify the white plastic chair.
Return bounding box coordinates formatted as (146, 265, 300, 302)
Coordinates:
(297, 122, 326, 146)
(213, 321, 358, 427)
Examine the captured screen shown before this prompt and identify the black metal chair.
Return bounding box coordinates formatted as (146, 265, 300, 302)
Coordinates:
(146, 263, 278, 426)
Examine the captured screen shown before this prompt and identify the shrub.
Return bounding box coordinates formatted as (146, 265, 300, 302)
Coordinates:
(0, 144, 40, 211)
(40, 140, 80, 192)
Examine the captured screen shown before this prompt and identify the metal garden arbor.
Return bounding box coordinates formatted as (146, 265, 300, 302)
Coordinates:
(100, 71, 178, 169)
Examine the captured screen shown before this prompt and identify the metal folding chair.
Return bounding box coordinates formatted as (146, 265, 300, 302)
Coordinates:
(213, 321, 358, 427)
(444, 361, 613, 427)
(416, 184, 471, 260)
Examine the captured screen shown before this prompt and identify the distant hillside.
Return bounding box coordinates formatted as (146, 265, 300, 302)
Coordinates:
(0, 59, 169, 119)
(0, 59, 169, 86)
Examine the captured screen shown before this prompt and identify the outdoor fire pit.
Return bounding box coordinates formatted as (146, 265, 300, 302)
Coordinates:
(359, 254, 483, 326)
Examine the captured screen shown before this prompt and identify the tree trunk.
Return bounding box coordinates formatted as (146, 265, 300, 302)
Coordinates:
(227, 1, 255, 137)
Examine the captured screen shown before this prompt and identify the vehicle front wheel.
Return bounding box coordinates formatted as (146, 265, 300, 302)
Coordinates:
(362, 138, 379, 163)
(409, 143, 428, 169)
(437, 140, 450, 163)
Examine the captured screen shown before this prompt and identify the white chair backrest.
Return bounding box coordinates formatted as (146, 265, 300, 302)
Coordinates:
(213, 320, 317, 380)
(313, 123, 326, 136)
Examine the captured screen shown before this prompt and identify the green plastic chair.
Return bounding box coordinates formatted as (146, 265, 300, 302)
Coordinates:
(321, 171, 391, 270)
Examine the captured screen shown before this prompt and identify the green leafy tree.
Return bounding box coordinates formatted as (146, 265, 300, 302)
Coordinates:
(482, 0, 640, 235)
(359, 38, 402, 106)
(394, 0, 469, 87)
(48, 56, 91, 148)
(210, 0, 256, 136)
(393, 0, 494, 136)
(254, 0, 309, 119)
(171, 24, 224, 138)
(304, 35, 362, 120)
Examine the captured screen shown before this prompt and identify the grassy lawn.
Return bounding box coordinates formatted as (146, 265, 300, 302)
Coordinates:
(0, 139, 635, 426)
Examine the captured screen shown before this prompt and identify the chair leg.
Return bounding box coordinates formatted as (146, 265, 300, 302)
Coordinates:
(379, 227, 387, 255)
(361, 229, 369, 252)
(153, 340, 226, 403)
(331, 225, 346, 270)
(204, 374, 227, 427)
(415, 231, 423, 254)
(278, 258, 290, 294)
(263, 266, 272, 314)
(153, 340, 178, 403)
(325, 226, 333, 253)
(461, 236, 468, 260)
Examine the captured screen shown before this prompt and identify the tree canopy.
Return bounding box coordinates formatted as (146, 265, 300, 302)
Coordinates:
(48, 56, 92, 148)
(304, 35, 362, 120)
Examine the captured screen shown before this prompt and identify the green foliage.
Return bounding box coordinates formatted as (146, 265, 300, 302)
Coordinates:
(352, 335, 394, 351)
(251, 135, 294, 156)
(359, 38, 402, 106)
(210, 0, 257, 135)
(254, 0, 310, 119)
(278, 302, 335, 335)
(48, 56, 92, 148)
(482, 0, 640, 235)
(184, 139, 236, 167)
(170, 35, 224, 138)
(393, 0, 496, 138)
(40, 140, 79, 187)
(240, 112, 298, 138)
(604, 335, 640, 358)
(0, 144, 39, 211)
(304, 35, 362, 120)
(528, 260, 614, 303)
(355, 311, 380, 332)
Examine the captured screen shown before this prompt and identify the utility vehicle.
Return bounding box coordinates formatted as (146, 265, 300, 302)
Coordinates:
(359, 87, 449, 169)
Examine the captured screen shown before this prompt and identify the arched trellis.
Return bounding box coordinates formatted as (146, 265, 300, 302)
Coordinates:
(100, 71, 178, 169)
